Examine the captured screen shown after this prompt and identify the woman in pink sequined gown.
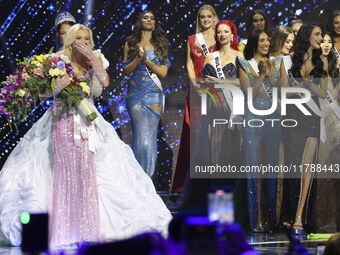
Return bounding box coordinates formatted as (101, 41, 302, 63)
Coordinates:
(0, 24, 172, 248)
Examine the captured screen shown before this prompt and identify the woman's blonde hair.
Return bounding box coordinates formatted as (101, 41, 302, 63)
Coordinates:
(195, 5, 219, 33)
(61, 24, 95, 60)
(269, 25, 294, 57)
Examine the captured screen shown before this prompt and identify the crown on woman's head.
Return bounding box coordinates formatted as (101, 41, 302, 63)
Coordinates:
(55, 12, 76, 27)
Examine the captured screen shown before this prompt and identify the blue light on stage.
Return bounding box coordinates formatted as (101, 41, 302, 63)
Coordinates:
(0, 0, 28, 37)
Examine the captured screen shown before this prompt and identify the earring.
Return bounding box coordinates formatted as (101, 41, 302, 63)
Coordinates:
(231, 37, 234, 42)
(152, 27, 155, 31)
(212, 21, 216, 29)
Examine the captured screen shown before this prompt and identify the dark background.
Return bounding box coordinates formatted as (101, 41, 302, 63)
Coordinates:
(0, 0, 339, 191)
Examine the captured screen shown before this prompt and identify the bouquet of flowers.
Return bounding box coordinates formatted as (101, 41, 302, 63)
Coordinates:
(0, 49, 98, 129)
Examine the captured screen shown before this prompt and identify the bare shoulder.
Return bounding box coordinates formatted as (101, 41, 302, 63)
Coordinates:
(236, 50, 244, 58)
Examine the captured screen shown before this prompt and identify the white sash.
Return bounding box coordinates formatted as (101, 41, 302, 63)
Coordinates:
(196, 33, 209, 57)
(72, 107, 107, 153)
(212, 51, 226, 80)
(212, 51, 241, 130)
(282, 55, 326, 142)
(248, 58, 274, 101)
(144, 62, 165, 112)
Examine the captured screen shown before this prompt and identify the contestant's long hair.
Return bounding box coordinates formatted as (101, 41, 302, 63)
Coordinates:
(323, 32, 340, 82)
(269, 25, 294, 57)
(195, 4, 219, 33)
(244, 29, 267, 60)
(214, 20, 239, 51)
(326, 10, 340, 36)
(245, 9, 272, 38)
(125, 10, 168, 65)
(291, 23, 326, 77)
(61, 24, 95, 61)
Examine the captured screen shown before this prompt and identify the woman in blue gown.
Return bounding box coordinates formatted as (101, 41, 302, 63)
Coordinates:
(123, 10, 170, 186)
(236, 29, 282, 232)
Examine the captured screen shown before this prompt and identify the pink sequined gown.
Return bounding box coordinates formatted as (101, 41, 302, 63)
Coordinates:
(0, 70, 172, 247)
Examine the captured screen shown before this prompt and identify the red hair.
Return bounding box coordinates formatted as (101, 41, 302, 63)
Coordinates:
(214, 20, 239, 51)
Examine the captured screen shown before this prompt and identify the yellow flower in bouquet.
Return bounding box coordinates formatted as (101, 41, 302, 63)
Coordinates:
(17, 89, 26, 97)
(36, 54, 46, 63)
(60, 69, 67, 76)
(78, 82, 91, 96)
(31, 60, 41, 67)
(49, 68, 62, 77)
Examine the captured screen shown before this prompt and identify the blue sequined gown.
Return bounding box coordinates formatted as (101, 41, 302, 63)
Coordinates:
(236, 56, 282, 230)
(122, 50, 170, 184)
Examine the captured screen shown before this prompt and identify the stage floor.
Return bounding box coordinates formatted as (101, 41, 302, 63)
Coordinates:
(0, 233, 328, 254)
(248, 233, 327, 254)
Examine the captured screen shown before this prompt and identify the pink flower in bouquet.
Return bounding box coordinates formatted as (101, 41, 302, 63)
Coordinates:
(33, 66, 44, 78)
(22, 73, 30, 81)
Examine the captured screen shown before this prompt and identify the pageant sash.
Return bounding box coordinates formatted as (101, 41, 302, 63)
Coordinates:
(196, 33, 209, 57)
(144, 61, 165, 112)
(282, 55, 327, 142)
(213, 51, 226, 80)
(249, 58, 274, 101)
(72, 104, 107, 153)
(212, 51, 241, 130)
(325, 89, 340, 120)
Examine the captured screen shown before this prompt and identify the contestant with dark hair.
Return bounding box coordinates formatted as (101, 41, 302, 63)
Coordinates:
(320, 32, 340, 80)
(317, 32, 340, 231)
(280, 23, 328, 234)
(237, 29, 282, 232)
(326, 10, 340, 52)
(288, 16, 303, 36)
(55, 12, 76, 51)
(239, 9, 272, 51)
(171, 4, 218, 193)
(123, 10, 170, 186)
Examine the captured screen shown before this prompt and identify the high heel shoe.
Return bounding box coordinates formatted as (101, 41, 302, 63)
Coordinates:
(253, 222, 270, 233)
(293, 216, 304, 235)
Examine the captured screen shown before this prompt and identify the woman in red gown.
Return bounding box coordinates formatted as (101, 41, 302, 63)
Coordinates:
(171, 4, 218, 193)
